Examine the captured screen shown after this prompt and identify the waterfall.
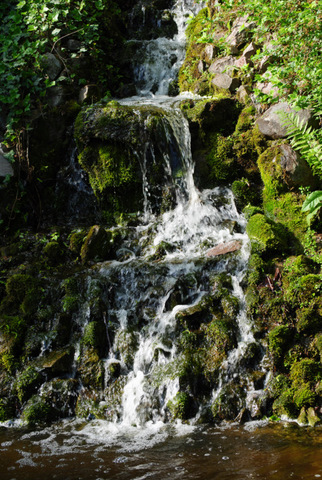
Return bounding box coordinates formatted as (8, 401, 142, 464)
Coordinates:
(71, 0, 260, 428)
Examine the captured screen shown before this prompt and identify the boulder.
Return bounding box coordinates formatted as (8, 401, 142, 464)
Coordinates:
(279, 143, 318, 188)
(211, 73, 240, 92)
(40, 53, 63, 81)
(236, 85, 251, 104)
(209, 56, 235, 75)
(0, 154, 13, 177)
(203, 44, 214, 63)
(255, 102, 313, 139)
(206, 240, 242, 257)
(80, 225, 115, 263)
(226, 16, 256, 54)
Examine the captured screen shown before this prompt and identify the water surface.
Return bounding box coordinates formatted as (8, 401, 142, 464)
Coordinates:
(0, 421, 321, 480)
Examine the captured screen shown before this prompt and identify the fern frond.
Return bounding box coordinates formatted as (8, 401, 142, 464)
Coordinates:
(283, 111, 322, 178)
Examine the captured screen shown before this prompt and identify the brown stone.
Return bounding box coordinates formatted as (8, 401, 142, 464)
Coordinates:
(206, 240, 242, 257)
(211, 74, 240, 92)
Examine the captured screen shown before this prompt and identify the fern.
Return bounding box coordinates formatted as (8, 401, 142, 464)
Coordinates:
(284, 112, 322, 178)
(301, 190, 322, 225)
(283, 111, 322, 223)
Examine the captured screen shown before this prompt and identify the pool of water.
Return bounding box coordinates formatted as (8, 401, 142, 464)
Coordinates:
(0, 420, 321, 480)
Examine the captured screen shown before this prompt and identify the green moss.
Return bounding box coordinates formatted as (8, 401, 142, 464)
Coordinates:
(290, 359, 322, 389)
(296, 302, 322, 334)
(0, 397, 15, 421)
(14, 366, 43, 403)
(232, 178, 258, 209)
(272, 387, 298, 418)
(293, 384, 316, 409)
(80, 225, 114, 263)
(1, 273, 40, 316)
(207, 134, 236, 185)
(258, 146, 287, 201)
(246, 213, 288, 254)
(234, 106, 256, 134)
(268, 325, 293, 365)
(69, 229, 87, 256)
(82, 321, 107, 356)
(22, 395, 54, 426)
(263, 192, 307, 248)
(43, 241, 65, 266)
(167, 392, 195, 420)
(247, 253, 266, 286)
(77, 348, 105, 390)
(316, 334, 322, 362)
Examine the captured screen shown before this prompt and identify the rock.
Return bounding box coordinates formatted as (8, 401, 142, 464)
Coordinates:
(243, 42, 258, 62)
(236, 85, 250, 104)
(79, 85, 101, 104)
(197, 60, 204, 74)
(255, 81, 278, 98)
(203, 44, 214, 63)
(235, 42, 258, 69)
(234, 56, 248, 69)
(211, 73, 240, 92)
(258, 54, 274, 73)
(226, 16, 257, 54)
(40, 53, 63, 81)
(297, 406, 307, 425)
(255, 102, 313, 139)
(66, 39, 82, 51)
(80, 225, 114, 263)
(209, 55, 235, 75)
(47, 86, 66, 107)
(279, 144, 318, 188)
(307, 407, 321, 427)
(0, 154, 13, 177)
(206, 240, 242, 257)
(38, 348, 75, 375)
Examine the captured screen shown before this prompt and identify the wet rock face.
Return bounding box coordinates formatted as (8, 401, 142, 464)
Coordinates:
(127, 0, 177, 40)
(74, 102, 190, 216)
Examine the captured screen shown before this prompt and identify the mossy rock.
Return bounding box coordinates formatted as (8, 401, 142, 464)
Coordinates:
(167, 392, 197, 420)
(246, 213, 288, 254)
(0, 396, 15, 421)
(114, 329, 139, 369)
(272, 387, 298, 418)
(80, 225, 114, 263)
(290, 358, 322, 389)
(13, 366, 45, 404)
(232, 177, 259, 210)
(211, 382, 246, 422)
(295, 301, 322, 334)
(262, 192, 307, 250)
(39, 378, 79, 419)
(37, 347, 75, 377)
(1, 273, 41, 316)
(77, 348, 105, 390)
(247, 253, 266, 287)
(43, 241, 65, 266)
(22, 395, 55, 426)
(69, 229, 87, 256)
(268, 325, 293, 366)
(82, 320, 108, 358)
(258, 146, 289, 200)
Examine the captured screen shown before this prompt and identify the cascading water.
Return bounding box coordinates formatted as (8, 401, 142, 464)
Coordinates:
(83, 0, 263, 428)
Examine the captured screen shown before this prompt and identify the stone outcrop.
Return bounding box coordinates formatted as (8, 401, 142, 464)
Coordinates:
(255, 102, 313, 139)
